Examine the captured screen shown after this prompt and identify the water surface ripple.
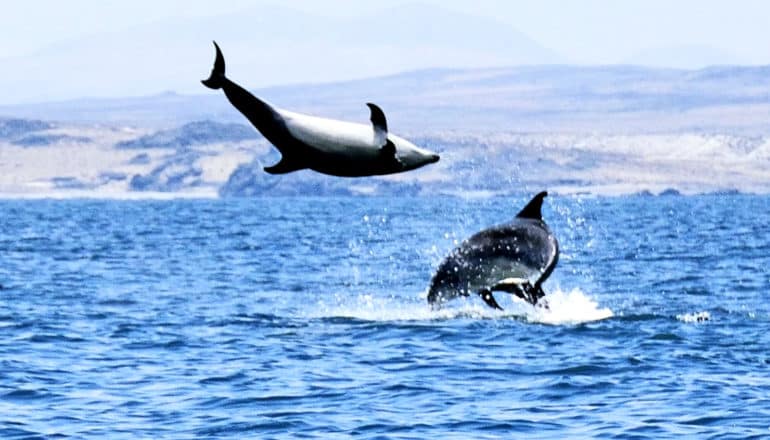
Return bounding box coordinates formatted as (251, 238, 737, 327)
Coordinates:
(0, 196, 769, 438)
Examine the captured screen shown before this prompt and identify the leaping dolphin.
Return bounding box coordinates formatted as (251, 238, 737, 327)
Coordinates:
(427, 191, 559, 310)
(201, 42, 440, 177)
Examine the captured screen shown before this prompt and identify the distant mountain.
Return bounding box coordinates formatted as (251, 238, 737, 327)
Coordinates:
(0, 2, 559, 105)
(326, 3, 560, 64)
(12, 133, 91, 147)
(0, 117, 89, 147)
(5, 64, 770, 134)
(1, 114, 769, 197)
(129, 151, 205, 192)
(116, 120, 257, 149)
(626, 44, 743, 69)
(0, 118, 51, 138)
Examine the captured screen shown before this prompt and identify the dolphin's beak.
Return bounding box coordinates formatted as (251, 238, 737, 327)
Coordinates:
(428, 154, 440, 163)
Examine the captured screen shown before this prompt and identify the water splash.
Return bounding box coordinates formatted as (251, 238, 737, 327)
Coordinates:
(302, 287, 613, 325)
(523, 287, 614, 325)
(676, 311, 711, 323)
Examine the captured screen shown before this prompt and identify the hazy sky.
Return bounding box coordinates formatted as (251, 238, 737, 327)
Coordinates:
(5, 0, 770, 63)
(2, 0, 770, 104)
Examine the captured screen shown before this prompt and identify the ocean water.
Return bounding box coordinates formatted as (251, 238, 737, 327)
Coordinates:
(0, 195, 769, 439)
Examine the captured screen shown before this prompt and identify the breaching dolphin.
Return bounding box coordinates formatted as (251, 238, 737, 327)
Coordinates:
(201, 41, 440, 177)
(427, 191, 559, 310)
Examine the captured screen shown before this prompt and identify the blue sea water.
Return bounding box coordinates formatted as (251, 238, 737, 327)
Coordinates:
(0, 195, 769, 439)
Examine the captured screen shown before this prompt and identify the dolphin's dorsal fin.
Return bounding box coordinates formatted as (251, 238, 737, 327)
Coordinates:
(366, 102, 388, 146)
(516, 191, 548, 220)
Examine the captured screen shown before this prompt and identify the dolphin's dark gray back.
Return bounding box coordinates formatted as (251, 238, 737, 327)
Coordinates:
(427, 191, 559, 306)
(466, 216, 557, 282)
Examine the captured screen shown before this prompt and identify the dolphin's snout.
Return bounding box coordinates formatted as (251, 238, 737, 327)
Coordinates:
(428, 154, 440, 163)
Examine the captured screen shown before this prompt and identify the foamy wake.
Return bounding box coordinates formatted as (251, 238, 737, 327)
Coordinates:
(302, 288, 613, 325)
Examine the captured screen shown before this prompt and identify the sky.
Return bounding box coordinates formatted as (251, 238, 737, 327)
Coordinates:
(2, 0, 770, 104)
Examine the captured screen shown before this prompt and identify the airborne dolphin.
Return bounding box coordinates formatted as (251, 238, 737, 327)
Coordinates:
(201, 42, 440, 177)
(427, 191, 559, 310)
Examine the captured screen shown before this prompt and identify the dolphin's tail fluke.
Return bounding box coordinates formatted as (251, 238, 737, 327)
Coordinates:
(201, 41, 226, 90)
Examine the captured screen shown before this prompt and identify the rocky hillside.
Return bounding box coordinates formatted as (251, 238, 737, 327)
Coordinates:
(3, 64, 770, 197)
(1, 116, 769, 197)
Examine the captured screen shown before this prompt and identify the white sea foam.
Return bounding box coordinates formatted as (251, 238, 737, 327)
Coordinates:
(303, 287, 613, 325)
(676, 311, 711, 323)
(517, 287, 614, 325)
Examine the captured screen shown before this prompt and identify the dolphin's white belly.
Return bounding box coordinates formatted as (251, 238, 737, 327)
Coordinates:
(279, 109, 381, 158)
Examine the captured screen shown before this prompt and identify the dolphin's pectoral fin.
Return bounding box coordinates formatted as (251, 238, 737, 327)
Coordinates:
(381, 140, 396, 156)
(379, 140, 403, 168)
(366, 102, 389, 146)
(478, 288, 503, 310)
(491, 278, 545, 306)
(264, 156, 306, 175)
